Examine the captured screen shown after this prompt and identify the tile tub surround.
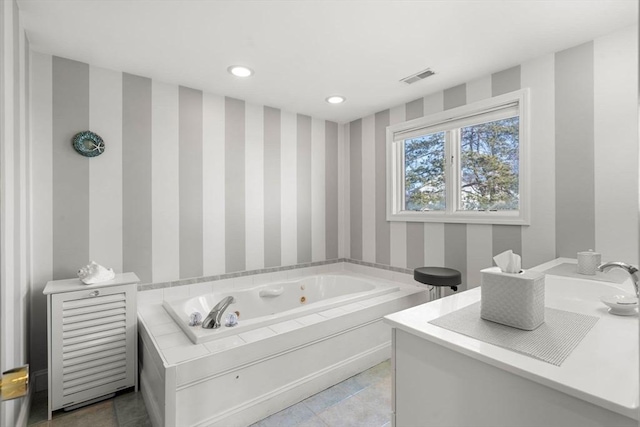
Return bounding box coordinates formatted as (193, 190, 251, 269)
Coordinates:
(137, 264, 426, 426)
(136, 258, 414, 292)
(163, 271, 407, 345)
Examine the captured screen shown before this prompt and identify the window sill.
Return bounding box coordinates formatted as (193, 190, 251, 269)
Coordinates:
(387, 210, 530, 226)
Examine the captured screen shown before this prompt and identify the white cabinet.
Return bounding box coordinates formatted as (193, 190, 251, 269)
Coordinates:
(44, 273, 139, 419)
(384, 271, 639, 427)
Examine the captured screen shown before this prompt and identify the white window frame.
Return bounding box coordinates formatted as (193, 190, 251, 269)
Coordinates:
(386, 88, 530, 225)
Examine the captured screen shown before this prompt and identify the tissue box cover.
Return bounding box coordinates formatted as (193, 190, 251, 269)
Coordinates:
(480, 267, 545, 330)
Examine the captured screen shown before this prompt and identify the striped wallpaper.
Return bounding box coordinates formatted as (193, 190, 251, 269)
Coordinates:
(1, 0, 31, 424)
(30, 54, 340, 373)
(346, 25, 638, 291)
(32, 55, 340, 284)
(27, 24, 638, 377)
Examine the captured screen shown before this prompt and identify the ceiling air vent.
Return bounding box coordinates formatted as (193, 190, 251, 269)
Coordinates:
(400, 68, 435, 85)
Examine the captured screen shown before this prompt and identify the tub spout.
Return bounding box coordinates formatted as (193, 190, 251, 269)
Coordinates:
(597, 261, 639, 298)
(202, 296, 236, 329)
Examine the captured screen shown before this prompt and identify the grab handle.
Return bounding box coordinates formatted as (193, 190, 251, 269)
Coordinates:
(259, 287, 284, 298)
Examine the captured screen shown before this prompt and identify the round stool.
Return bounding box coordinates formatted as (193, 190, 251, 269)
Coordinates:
(413, 267, 461, 300)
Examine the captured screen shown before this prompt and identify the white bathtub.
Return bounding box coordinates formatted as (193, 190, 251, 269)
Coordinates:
(139, 270, 428, 427)
(163, 274, 399, 344)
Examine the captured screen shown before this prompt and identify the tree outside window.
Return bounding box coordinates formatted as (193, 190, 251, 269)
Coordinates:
(459, 117, 519, 211)
(388, 88, 529, 225)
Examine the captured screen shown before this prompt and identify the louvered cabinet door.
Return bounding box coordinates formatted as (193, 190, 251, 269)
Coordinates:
(50, 284, 136, 410)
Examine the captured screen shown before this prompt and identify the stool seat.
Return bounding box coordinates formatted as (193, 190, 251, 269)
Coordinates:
(414, 267, 461, 291)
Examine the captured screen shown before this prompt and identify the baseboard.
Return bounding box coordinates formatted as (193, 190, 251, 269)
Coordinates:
(198, 343, 390, 427)
(33, 369, 48, 392)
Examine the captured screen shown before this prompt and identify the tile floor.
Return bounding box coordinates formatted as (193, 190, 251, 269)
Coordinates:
(28, 360, 392, 427)
(28, 388, 150, 427)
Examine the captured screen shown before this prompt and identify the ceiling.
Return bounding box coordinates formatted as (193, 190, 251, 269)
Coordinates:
(18, 0, 638, 123)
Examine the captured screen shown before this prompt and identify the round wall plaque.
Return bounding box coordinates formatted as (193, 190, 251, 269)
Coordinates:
(72, 131, 105, 157)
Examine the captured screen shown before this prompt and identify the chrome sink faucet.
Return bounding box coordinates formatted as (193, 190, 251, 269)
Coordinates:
(202, 296, 236, 329)
(597, 262, 639, 298)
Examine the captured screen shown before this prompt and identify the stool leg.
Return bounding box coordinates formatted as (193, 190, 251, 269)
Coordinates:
(428, 286, 446, 301)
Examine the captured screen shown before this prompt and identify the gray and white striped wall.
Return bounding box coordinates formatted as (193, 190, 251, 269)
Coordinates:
(28, 24, 638, 380)
(30, 54, 341, 373)
(345, 25, 638, 290)
(31, 54, 341, 283)
(1, 0, 31, 424)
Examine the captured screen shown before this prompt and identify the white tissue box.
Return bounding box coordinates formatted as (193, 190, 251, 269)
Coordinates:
(480, 267, 545, 330)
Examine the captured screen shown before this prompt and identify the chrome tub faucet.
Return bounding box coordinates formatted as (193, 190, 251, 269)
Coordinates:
(202, 296, 236, 329)
(597, 261, 639, 298)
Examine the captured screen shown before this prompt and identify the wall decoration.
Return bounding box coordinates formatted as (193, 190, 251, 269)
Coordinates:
(72, 131, 105, 157)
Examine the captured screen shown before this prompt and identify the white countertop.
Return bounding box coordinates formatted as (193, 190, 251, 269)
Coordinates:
(384, 258, 639, 420)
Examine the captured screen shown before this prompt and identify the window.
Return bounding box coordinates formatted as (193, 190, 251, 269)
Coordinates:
(386, 89, 530, 225)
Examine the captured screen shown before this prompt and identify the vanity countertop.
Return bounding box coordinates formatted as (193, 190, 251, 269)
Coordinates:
(384, 258, 639, 420)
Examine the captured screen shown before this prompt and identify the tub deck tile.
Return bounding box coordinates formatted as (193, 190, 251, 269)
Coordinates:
(318, 307, 348, 319)
(155, 331, 193, 350)
(163, 344, 209, 365)
(296, 313, 325, 326)
(203, 334, 246, 354)
(138, 306, 174, 325)
(357, 291, 407, 308)
(147, 321, 182, 337)
(269, 319, 304, 334)
(239, 326, 278, 343)
(340, 302, 366, 312)
(138, 289, 163, 305)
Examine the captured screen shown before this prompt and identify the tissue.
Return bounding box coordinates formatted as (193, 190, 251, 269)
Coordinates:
(77, 261, 116, 285)
(493, 250, 521, 274)
(481, 250, 545, 330)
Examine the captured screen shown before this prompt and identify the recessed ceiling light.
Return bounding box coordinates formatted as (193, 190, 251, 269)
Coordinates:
(326, 95, 346, 104)
(227, 65, 253, 78)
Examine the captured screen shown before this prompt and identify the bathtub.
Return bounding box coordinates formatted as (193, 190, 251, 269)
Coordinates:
(163, 274, 399, 344)
(138, 269, 428, 427)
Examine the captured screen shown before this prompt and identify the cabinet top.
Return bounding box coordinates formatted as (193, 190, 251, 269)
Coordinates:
(43, 272, 140, 295)
(384, 257, 639, 420)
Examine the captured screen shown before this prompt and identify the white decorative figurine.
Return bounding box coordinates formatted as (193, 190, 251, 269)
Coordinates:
(77, 261, 115, 285)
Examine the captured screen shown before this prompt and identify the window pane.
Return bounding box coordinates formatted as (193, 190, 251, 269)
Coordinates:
(404, 132, 446, 211)
(460, 117, 519, 211)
